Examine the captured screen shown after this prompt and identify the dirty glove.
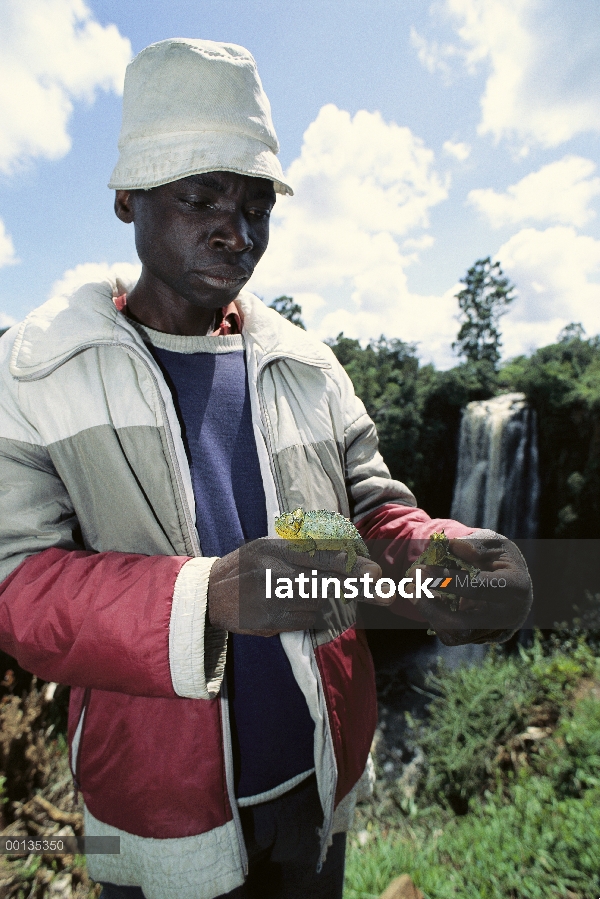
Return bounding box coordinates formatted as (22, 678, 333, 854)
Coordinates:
(409, 529, 533, 646)
(207, 537, 385, 636)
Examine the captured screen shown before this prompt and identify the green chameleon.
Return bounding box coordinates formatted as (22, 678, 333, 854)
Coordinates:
(274, 508, 370, 574)
(406, 530, 480, 612)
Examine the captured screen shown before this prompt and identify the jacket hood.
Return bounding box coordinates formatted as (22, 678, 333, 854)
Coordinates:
(9, 277, 332, 379)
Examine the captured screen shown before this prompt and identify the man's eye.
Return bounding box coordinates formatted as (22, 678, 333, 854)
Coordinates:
(248, 208, 271, 219)
(181, 197, 213, 209)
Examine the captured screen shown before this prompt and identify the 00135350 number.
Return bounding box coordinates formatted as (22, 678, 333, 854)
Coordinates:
(1, 838, 67, 854)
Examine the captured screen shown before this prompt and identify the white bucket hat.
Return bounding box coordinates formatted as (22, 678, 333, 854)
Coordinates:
(108, 38, 293, 196)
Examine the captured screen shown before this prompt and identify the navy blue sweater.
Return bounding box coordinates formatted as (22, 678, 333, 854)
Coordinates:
(147, 333, 315, 801)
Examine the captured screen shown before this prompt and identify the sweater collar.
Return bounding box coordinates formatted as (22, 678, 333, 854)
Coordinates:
(9, 276, 331, 378)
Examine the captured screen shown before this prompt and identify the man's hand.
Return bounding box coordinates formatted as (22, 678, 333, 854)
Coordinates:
(207, 537, 384, 636)
(410, 529, 533, 646)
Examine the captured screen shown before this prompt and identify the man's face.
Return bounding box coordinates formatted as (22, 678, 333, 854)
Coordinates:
(115, 171, 276, 310)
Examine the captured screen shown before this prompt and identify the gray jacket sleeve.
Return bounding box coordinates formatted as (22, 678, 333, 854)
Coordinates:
(326, 351, 418, 521)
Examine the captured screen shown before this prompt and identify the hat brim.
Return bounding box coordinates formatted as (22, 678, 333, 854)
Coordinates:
(108, 130, 293, 196)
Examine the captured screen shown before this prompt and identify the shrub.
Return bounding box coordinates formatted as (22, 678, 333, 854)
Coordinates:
(345, 642, 600, 898)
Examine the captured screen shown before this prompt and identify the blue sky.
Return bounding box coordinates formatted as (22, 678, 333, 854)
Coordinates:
(1, 0, 599, 367)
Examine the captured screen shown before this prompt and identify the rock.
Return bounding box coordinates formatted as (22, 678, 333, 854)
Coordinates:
(380, 873, 425, 899)
(46, 871, 72, 897)
(396, 747, 425, 801)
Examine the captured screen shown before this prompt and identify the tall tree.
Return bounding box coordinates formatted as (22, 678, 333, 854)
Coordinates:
(453, 257, 515, 369)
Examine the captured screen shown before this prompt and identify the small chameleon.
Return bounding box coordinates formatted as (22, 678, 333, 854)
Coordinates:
(274, 508, 370, 574)
(406, 530, 480, 612)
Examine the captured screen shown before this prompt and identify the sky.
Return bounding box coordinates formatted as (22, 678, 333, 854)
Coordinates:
(0, 0, 599, 368)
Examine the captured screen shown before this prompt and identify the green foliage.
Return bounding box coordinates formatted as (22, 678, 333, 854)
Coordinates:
(533, 694, 600, 796)
(500, 330, 600, 536)
(326, 334, 419, 416)
(436, 778, 600, 897)
(411, 638, 596, 811)
(526, 636, 595, 703)
(346, 782, 600, 898)
(413, 650, 537, 811)
(452, 257, 515, 369)
(344, 832, 435, 899)
(268, 295, 306, 329)
(344, 642, 600, 898)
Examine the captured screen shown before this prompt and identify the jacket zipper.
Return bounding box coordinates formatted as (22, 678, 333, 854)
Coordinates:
(255, 356, 338, 857)
(123, 344, 249, 871)
(126, 345, 249, 871)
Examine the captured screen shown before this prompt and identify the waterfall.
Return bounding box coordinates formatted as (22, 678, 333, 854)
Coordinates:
(450, 392, 539, 539)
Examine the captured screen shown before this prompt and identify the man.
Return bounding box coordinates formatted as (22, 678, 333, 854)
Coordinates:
(0, 39, 531, 899)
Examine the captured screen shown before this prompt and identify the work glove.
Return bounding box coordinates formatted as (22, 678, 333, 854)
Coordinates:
(207, 537, 385, 636)
(408, 529, 533, 646)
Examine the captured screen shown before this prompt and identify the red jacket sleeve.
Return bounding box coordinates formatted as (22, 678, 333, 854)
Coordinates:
(0, 547, 189, 696)
(356, 503, 475, 621)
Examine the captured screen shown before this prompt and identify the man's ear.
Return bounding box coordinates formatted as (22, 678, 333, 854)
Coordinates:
(114, 190, 135, 224)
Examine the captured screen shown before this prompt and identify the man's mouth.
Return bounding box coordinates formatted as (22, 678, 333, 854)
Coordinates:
(193, 269, 250, 289)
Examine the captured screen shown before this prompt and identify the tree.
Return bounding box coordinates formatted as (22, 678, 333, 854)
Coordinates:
(268, 295, 306, 329)
(557, 322, 586, 343)
(453, 257, 515, 369)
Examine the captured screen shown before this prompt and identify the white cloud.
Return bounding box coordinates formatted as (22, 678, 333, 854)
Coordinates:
(289, 292, 326, 324)
(498, 226, 600, 355)
(50, 261, 141, 298)
(501, 317, 572, 360)
(0, 312, 17, 328)
(314, 282, 461, 369)
(410, 25, 459, 79)
(0, 0, 131, 173)
(469, 156, 600, 228)
(443, 140, 471, 162)
(403, 234, 435, 252)
(0, 221, 17, 268)
(415, 0, 600, 149)
(249, 104, 453, 360)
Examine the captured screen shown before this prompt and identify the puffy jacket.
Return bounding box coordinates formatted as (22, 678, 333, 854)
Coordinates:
(0, 280, 473, 898)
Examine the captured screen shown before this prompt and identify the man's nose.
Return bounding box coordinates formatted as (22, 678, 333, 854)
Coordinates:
(208, 211, 253, 253)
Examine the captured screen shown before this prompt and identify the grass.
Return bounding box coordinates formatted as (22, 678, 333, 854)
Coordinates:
(345, 635, 600, 899)
(346, 782, 600, 898)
